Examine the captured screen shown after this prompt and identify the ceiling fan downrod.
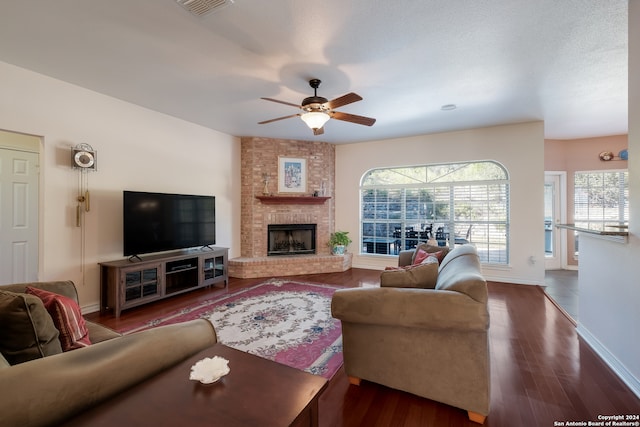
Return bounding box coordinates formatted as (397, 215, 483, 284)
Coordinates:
(302, 79, 329, 111)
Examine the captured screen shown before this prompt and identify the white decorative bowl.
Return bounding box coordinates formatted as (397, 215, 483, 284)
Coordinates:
(189, 356, 230, 384)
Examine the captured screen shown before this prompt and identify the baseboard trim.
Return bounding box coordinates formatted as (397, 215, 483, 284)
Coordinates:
(482, 273, 540, 286)
(81, 303, 100, 315)
(577, 324, 640, 400)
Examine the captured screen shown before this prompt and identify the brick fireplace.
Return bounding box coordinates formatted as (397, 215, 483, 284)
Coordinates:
(228, 137, 352, 278)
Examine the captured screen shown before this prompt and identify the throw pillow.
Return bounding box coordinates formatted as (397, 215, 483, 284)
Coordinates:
(380, 258, 438, 288)
(25, 286, 91, 351)
(412, 248, 430, 265)
(413, 248, 445, 265)
(386, 254, 438, 271)
(411, 243, 449, 264)
(0, 290, 62, 364)
(420, 255, 439, 265)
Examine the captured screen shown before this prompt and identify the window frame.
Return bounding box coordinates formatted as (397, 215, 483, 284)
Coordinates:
(573, 169, 629, 257)
(360, 161, 510, 265)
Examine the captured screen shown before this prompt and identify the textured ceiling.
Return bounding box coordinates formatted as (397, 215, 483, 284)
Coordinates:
(0, 0, 628, 143)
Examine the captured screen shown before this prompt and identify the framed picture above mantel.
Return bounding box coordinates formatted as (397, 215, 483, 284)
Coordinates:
(278, 157, 307, 193)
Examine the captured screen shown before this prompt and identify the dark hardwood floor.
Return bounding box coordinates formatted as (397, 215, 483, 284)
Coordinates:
(86, 269, 640, 426)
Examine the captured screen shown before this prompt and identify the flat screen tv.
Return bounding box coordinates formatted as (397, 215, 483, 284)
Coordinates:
(123, 191, 215, 256)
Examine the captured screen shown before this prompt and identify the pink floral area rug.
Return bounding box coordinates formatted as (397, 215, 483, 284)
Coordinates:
(118, 279, 343, 380)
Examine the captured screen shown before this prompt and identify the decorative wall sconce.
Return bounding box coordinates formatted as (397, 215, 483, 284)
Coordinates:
(599, 149, 628, 161)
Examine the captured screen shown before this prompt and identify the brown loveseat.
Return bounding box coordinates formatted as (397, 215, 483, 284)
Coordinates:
(331, 245, 490, 424)
(0, 281, 217, 427)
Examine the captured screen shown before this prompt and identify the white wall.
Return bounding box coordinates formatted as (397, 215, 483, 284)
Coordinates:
(335, 121, 545, 285)
(0, 61, 241, 312)
(575, 0, 640, 397)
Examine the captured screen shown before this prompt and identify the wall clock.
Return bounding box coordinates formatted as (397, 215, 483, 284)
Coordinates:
(71, 144, 97, 170)
(70, 143, 96, 227)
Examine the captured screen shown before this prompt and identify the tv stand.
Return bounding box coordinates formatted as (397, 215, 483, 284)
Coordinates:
(100, 247, 228, 317)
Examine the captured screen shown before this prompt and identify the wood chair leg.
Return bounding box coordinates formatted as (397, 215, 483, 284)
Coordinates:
(467, 411, 486, 424)
(347, 376, 361, 386)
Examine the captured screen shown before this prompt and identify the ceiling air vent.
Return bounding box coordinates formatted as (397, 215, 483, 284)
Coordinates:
(175, 0, 233, 17)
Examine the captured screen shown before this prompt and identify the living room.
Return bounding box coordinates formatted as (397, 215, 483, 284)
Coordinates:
(0, 1, 639, 425)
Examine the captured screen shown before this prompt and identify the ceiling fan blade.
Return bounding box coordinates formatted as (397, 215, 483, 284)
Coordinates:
(261, 97, 301, 108)
(330, 111, 376, 126)
(313, 127, 325, 136)
(325, 92, 362, 110)
(258, 113, 300, 124)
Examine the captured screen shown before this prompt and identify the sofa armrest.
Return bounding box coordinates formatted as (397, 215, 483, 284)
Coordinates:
(331, 287, 489, 332)
(0, 319, 217, 427)
(86, 320, 122, 343)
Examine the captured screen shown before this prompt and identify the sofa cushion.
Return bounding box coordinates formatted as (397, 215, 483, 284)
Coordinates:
(411, 244, 449, 264)
(86, 320, 122, 344)
(0, 290, 62, 364)
(0, 351, 10, 369)
(380, 257, 439, 288)
(25, 286, 91, 351)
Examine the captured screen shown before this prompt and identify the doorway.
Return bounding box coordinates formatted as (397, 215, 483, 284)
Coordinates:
(0, 135, 40, 285)
(544, 172, 566, 270)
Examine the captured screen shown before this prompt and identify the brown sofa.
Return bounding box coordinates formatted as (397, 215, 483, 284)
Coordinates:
(331, 245, 490, 424)
(0, 281, 217, 427)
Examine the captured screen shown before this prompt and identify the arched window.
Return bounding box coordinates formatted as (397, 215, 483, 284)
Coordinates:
(360, 161, 509, 264)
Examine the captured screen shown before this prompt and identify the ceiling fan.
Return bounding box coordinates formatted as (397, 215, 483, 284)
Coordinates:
(258, 79, 376, 135)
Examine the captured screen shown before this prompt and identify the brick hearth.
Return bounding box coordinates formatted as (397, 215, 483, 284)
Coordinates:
(228, 253, 353, 279)
(230, 137, 352, 278)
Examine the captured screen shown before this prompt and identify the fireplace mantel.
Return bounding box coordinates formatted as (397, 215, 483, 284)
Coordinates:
(256, 196, 331, 205)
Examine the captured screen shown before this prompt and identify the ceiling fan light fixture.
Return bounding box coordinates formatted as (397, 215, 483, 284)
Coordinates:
(260, 79, 375, 133)
(300, 111, 330, 130)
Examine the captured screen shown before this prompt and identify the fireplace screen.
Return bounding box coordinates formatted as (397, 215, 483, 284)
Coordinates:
(268, 224, 316, 256)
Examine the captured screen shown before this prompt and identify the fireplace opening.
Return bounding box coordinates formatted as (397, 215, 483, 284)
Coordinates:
(268, 224, 316, 256)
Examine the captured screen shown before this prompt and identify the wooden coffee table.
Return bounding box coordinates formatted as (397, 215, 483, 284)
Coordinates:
(63, 343, 328, 427)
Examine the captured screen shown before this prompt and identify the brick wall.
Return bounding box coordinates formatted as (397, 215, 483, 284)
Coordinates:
(231, 136, 350, 278)
(240, 136, 335, 257)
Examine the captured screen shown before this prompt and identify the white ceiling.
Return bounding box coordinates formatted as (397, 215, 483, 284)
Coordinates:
(0, 0, 628, 144)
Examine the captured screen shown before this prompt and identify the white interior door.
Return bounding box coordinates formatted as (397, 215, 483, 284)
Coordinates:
(544, 172, 564, 270)
(0, 148, 39, 285)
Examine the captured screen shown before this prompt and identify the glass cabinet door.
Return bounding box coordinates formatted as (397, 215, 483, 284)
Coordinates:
(124, 266, 159, 302)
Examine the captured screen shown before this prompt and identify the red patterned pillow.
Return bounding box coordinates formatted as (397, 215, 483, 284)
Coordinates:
(412, 248, 430, 265)
(413, 248, 444, 265)
(429, 250, 445, 263)
(411, 244, 449, 264)
(386, 255, 438, 271)
(25, 286, 91, 351)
